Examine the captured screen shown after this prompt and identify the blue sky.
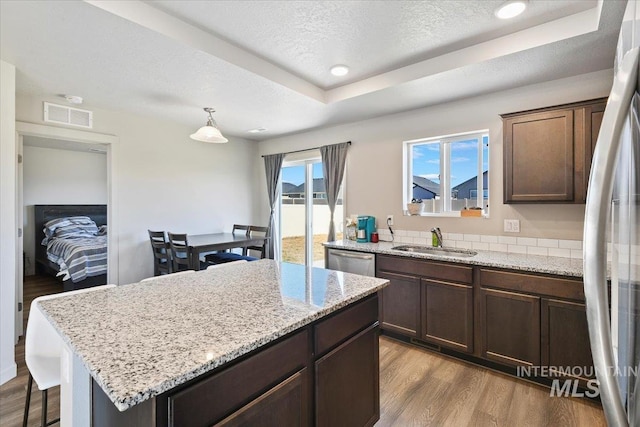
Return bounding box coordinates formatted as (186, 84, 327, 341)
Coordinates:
(413, 136, 489, 187)
(282, 162, 323, 185)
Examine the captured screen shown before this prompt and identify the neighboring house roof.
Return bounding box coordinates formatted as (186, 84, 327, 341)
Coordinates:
(282, 182, 298, 194)
(413, 176, 440, 196)
(282, 178, 326, 195)
(452, 171, 488, 198)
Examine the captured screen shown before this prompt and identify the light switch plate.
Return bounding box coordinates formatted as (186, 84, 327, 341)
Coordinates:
(504, 219, 520, 233)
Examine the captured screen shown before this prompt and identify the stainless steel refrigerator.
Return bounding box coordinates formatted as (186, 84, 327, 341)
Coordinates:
(584, 1, 640, 426)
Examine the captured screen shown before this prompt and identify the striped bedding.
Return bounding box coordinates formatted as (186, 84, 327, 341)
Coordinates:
(43, 216, 107, 282)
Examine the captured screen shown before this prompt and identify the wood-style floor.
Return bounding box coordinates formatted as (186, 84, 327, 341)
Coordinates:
(1, 275, 606, 426)
(376, 336, 606, 426)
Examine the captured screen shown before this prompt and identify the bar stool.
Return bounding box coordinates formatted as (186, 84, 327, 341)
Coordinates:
(23, 284, 116, 427)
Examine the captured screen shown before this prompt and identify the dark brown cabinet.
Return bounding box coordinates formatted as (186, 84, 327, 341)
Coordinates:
(502, 98, 607, 204)
(480, 287, 541, 367)
(216, 369, 308, 427)
(422, 279, 473, 353)
(315, 325, 379, 427)
(541, 299, 594, 385)
(376, 255, 474, 354)
(377, 271, 420, 337)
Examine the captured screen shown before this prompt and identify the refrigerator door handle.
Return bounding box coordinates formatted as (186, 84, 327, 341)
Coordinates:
(584, 46, 639, 427)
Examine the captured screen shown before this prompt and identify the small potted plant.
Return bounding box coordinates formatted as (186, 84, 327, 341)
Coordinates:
(407, 198, 425, 215)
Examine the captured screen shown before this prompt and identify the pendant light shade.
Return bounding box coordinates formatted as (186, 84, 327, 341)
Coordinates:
(190, 107, 228, 143)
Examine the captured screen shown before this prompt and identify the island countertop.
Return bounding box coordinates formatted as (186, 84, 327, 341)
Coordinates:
(37, 260, 389, 412)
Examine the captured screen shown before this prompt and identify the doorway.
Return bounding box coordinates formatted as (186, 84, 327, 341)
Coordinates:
(14, 121, 119, 341)
(279, 156, 343, 267)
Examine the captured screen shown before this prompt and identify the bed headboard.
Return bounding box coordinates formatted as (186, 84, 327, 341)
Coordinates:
(34, 204, 107, 263)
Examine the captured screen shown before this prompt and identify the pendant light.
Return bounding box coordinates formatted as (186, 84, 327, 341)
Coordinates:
(190, 107, 228, 143)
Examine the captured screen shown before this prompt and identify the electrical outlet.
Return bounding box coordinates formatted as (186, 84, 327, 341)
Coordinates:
(504, 219, 520, 233)
(387, 215, 394, 226)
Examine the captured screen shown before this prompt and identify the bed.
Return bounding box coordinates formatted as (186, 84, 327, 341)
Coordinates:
(34, 205, 108, 291)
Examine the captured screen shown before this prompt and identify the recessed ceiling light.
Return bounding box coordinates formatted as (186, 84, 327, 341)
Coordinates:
(495, 0, 527, 19)
(330, 65, 349, 76)
(248, 128, 268, 133)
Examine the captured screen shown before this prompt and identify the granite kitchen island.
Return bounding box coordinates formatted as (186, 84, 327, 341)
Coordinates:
(38, 260, 389, 426)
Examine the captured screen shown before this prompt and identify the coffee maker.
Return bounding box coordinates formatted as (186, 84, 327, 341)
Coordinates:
(357, 216, 376, 242)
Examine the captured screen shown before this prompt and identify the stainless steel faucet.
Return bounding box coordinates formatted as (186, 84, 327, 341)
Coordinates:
(431, 227, 443, 248)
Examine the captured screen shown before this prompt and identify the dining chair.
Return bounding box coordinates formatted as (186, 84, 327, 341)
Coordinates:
(168, 233, 192, 271)
(140, 270, 195, 283)
(23, 284, 116, 427)
(232, 224, 250, 255)
(204, 224, 252, 264)
(247, 225, 269, 259)
(148, 230, 171, 276)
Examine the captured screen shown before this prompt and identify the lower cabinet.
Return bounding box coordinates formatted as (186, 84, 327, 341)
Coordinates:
(378, 272, 420, 337)
(373, 254, 595, 392)
(480, 288, 541, 367)
(216, 368, 308, 427)
(377, 255, 474, 354)
(315, 325, 379, 427)
(422, 279, 473, 353)
(541, 299, 594, 385)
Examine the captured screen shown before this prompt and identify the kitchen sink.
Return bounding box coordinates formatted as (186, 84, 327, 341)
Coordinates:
(391, 245, 478, 258)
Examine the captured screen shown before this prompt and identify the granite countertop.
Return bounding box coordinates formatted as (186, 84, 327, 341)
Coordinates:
(324, 240, 584, 278)
(37, 260, 389, 411)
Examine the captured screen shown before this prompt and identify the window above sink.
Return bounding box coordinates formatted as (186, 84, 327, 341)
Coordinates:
(403, 130, 489, 217)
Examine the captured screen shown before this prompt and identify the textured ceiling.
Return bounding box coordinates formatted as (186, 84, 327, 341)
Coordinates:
(0, 0, 625, 142)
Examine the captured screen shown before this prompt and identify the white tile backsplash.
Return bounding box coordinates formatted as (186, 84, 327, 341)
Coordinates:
(527, 246, 548, 256)
(548, 248, 571, 258)
(472, 242, 490, 251)
(481, 235, 498, 244)
(508, 245, 527, 254)
(364, 229, 583, 259)
(517, 237, 537, 247)
(559, 240, 582, 250)
(489, 243, 509, 253)
(498, 236, 518, 245)
(537, 238, 559, 248)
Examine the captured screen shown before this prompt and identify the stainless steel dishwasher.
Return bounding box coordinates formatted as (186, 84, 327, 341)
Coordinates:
(326, 248, 375, 277)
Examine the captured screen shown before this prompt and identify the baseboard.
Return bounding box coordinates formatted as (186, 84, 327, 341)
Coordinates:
(0, 362, 17, 386)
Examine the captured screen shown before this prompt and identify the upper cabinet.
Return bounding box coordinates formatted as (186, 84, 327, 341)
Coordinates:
(501, 98, 607, 204)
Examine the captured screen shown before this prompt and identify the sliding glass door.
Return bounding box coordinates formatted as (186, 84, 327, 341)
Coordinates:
(280, 157, 343, 267)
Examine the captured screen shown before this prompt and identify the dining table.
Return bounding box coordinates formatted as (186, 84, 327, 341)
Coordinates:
(187, 232, 269, 270)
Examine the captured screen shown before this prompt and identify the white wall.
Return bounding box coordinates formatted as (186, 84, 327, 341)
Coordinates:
(257, 70, 614, 241)
(23, 145, 108, 275)
(16, 94, 261, 285)
(0, 60, 17, 385)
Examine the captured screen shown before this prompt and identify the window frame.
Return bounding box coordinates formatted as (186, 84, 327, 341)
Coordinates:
(403, 129, 489, 217)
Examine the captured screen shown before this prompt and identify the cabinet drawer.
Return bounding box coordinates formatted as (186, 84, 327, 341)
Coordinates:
(169, 329, 308, 427)
(214, 368, 309, 427)
(479, 268, 584, 301)
(377, 255, 473, 284)
(314, 294, 378, 355)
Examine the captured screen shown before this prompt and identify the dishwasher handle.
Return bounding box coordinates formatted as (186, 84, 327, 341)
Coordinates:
(329, 251, 374, 260)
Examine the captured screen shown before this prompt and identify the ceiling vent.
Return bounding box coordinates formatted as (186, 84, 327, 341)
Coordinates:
(44, 102, 93, 129)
